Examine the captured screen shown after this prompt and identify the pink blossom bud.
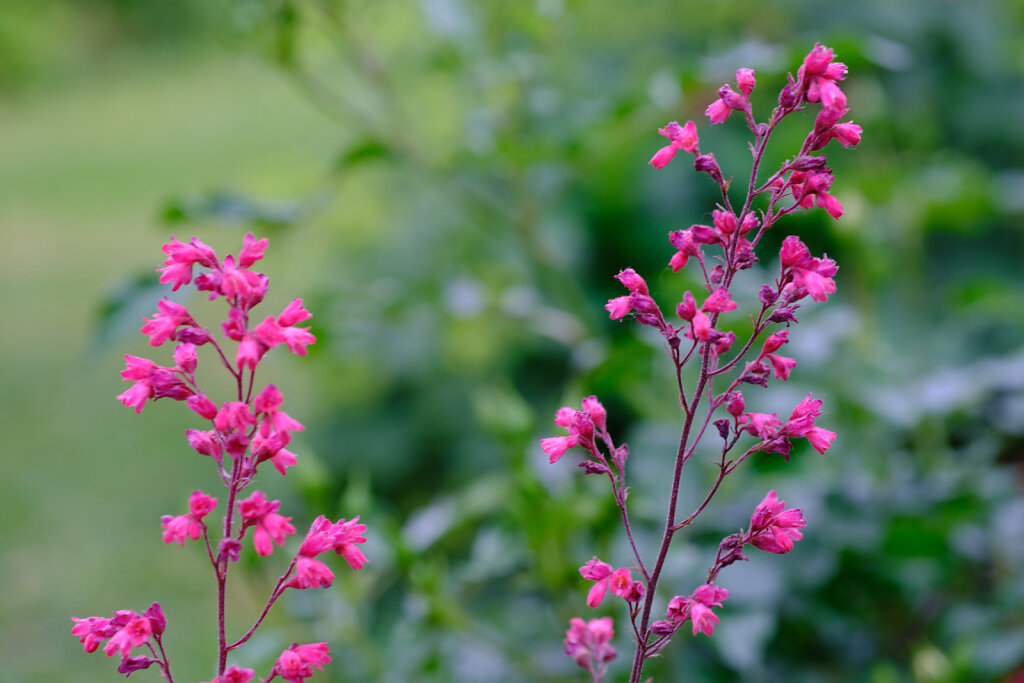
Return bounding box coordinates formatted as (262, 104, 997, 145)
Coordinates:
(614, 268, 648, 295)
(779, 236, 810, 268)
(717, 83, 746, 111)
(581, 395, 607, 431)
(278, 298, 313, 327)
(676, 291, 697, 321)
(693, 153, 724, 184)
(736, 68, 756, 97)
(222, 308, 247, 342)
(691, 310, 713, 341)
(727, 392, 745, 417)
(801, 43, 835, 78)
(831, 121, 862, 148)
(172, 343, 197, 374)
(712, 210, 738, 235)
(186, 429, 220, 458)
(740, 212, 759, 235)
(760, 330, 790, 357)
(143, 603, 166, 636)
(187, 394, 218, 420)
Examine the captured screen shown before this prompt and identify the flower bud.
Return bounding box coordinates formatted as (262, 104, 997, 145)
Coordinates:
(693, 153, 724, 185)
(736, 68, 755, 97)
(580, 461, 609, 476)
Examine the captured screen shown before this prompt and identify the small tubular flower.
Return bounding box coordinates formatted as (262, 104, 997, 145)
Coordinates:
(745, 490, 806, 553)
(273, 643, 331, 683)
(564, 617, 616, 674)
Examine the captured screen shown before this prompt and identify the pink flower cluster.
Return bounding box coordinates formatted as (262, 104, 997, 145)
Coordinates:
(580, 558, 645, 607)
(76, 234, 369, 682)
(71, 604, 166, 675)
(564, 617, 617, 680)
(553, 44, 857, 682)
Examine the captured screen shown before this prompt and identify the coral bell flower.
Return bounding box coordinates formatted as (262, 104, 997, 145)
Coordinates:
(745, 490, 806, 553)
(666, 584, 730, 636)
(780, 394, 836, 453)
(564, 616, 616, 673)
(273, 643, 331, 683)
(649, 120, 699, 169)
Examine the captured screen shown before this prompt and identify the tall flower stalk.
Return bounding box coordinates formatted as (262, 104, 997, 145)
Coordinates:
(550, 44, 860, 682)
(71, 234, 369, 683)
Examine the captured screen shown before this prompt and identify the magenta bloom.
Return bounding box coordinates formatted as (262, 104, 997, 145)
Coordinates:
(780, 394, 836, 454)
(238, 491, 296, 557)
(238, 232, 268, 268)
(701, 287, 737, 313)
(273, 642, 331, 683)
(161, 490, 218, 546)
(203, 665, 256, 683)
(103, 614, 152, 658)
(705, 98, 732, 124)
(666, 584, 730, 636)
(541, 435, 578, 463)
(564, 617, 616, 674)
(745, 490, 806, 553)
(141, 299, 195, 347)
(738, 412, 782, 440)
(580, 559, 638, 607)
(288, 556, 335, 590)
(649, 120, 698, 169)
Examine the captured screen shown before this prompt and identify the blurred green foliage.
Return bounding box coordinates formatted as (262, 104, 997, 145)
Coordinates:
(3, 0, 1024, 681)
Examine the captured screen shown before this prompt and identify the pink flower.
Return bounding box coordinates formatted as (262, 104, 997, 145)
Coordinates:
(236, 335, 265, 370)
(604, 295, 632, 320)
(691, 309, 713, 341)
(161, 490, 218, 546)
(541, 435, 578, 463)
(705, 98, 732, 124)
(238, 233, 268, 268)
(331, 516, 369, 569)
(288, 556, 335, 589)
(735, 68, 756, 97)
(214, 401, 256, 433)
(780, 394, 836, 453)
(831, 121, 862, 148)
(117, 380, 153, 414)
(666, 584, 730, 636)
(187, 393, 218, 420)
(564, 617, 616, 674)
(799, 44, 848, 112)
(581, 395, 607, 432)
(278, 298, 313, 326)
(580, 559, 638, 607)
(745, 490, 806, 553)
(141, 299, 195, 347)
(766, 354, 797, 380)
(158, 236, 217, 290)
(614, 268, 648, 295)
(649, 121, 699, 169)
(712, 209, 738, 236)
(759, 330, 789, 357)
(779, 236, 838, 303)
(103, 614, 152, 658)
(737, 412, 782, 440)
(668, 228, 701, 271)
(238, 491, 295, 556)
(204, 665, 256, 683)
(273, 643, 331, 683)
(71, 616, 115, 653)
(701, 287, 737, 313)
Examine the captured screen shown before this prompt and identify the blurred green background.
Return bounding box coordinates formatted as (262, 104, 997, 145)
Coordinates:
(2, 0, 1023, 681)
